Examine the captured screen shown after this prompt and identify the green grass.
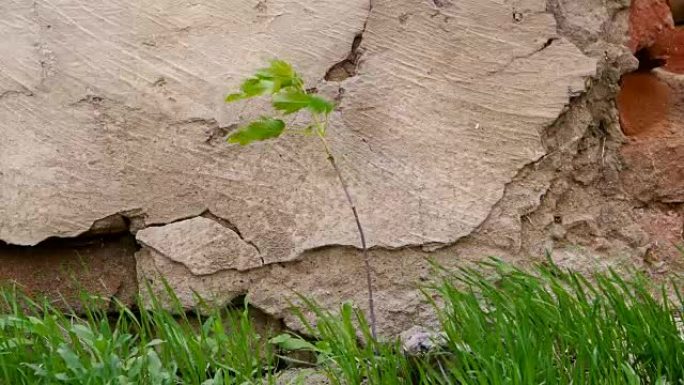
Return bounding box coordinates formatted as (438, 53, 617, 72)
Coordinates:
(0, 260, 682, 385)
(422, 260, 684, 385)
(0, 288, 275, 385)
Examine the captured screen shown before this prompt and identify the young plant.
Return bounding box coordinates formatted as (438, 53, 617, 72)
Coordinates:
(224, 60, 377, 338)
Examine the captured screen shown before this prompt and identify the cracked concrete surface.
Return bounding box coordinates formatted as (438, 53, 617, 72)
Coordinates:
(1, 0, 682, 334)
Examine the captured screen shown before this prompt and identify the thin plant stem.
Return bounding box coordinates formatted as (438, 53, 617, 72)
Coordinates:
(317, 130, 377, 340)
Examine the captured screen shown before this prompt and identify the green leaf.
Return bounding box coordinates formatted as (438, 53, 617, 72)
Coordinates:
(269, 334, 318, 352)
(227, 118, 286, 145)
(256, 60, 302, 88)
(71, 324, 95, 344)
(22, 363, 48, 377)
(58, 345, 85, 374)
(307, 95, 335, 114)
(225, 77, 277, 103)
(145, 339, 165, 348)
(225, 93, 244, 103)
(314, 340, 332, 355)
(241, 77, 270, 97)
(272, 89, 313, 114)
(257, 60, 293, 79)
(2, 337, 33, 349)
(272, 90, 335, 115)
(226, 60, 307, 104)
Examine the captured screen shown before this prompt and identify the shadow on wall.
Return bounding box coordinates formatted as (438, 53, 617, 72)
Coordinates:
(0, 233, 138, 310)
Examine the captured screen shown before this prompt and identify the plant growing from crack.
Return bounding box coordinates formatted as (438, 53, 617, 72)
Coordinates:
(224, 60, 377, 339)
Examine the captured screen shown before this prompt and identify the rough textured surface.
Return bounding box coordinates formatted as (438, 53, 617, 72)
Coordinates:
(0, 234, 138, 308)
(0, 0, 370, 258)
(620, 71, 684, 201)
(670, 0, 684, 23)
(1, 0, 594, 264)
(618, 72, 671, 136)
(266, 369, 330, 385)
(648, 27, 684, 73)
(400, 325, 447, 355)
(629, 0, 673, 51)
(2, 0, 683, 336)
(137, 216, 262, 274)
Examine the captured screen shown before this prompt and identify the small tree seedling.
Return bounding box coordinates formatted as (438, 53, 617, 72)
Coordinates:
(224, 60, 378, 339)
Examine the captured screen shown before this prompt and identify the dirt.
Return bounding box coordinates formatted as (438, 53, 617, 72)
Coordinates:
(0, 234, 138, 309)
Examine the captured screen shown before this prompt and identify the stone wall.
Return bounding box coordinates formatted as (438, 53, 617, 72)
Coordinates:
(1, 0, 682, 335)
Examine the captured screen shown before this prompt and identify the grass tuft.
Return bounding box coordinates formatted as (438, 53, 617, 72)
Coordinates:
(0, 259, 681, 384)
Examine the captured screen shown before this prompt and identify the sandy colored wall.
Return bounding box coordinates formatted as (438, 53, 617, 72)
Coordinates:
(1, 0, 682, 335)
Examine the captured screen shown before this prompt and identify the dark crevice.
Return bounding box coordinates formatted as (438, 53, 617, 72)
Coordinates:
(141, 210, 210, 231)
(324, 0, 372, 81)
(671, 0, 684, 25)
(0, 232, 137, 253)
(634, 48, 666, 72)
(324, 34, 365, 81)
(432, 0, 452, 8)
(540, 37, 557, 51)
(0, 232, 139, 310)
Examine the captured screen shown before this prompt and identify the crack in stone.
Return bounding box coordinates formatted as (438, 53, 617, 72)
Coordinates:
(431, 0, 452, 8)
(324, 0, 373, 81)
(2, 0, 636, 285)
(31, 0, 56, 90)
(0, 89, 34, 100)
(200, 210, 264, 266)
(482, 37, 559, 77)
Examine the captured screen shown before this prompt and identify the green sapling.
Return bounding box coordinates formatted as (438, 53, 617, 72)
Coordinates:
(224, 60, 378, 339)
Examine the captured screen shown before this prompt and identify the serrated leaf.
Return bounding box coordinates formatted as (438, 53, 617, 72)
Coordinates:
(272, 89, 312, 114)
(257, 60, 294, 79)
(228, 118, 286, 145)
(241, 77, 272, 97)
(226, 77, 277, 103)
(272, 89, 335, 115)
(256, 60, 302, 88)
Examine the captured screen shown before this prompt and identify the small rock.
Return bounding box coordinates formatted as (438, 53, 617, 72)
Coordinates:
(549, 223, 566, 241)
(399, 325, 447, 355)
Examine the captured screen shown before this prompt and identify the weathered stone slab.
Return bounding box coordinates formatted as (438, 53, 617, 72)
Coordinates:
(0, 0, 595, 267)
(136, 216, 262, 275)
